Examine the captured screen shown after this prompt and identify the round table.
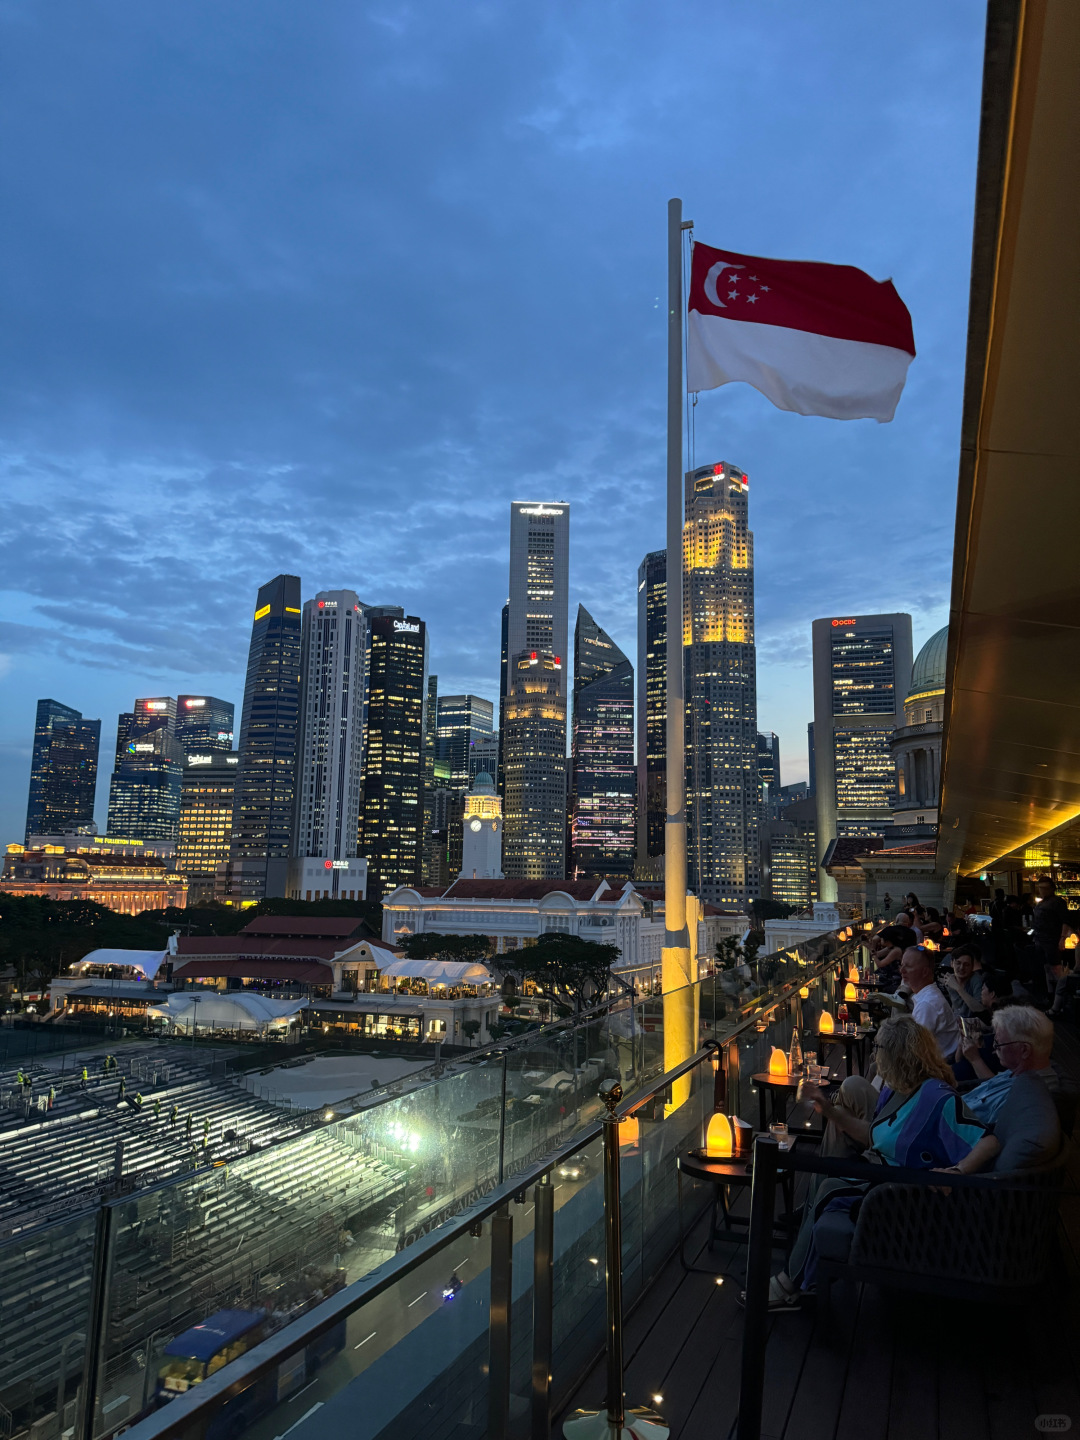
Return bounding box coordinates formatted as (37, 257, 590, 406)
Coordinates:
(750, 1072, 801, 1132)
(817, 1026, 876, 1078)
(676, 1148, 796, 1268)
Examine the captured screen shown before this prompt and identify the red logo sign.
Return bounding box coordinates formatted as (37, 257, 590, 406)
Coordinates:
(831, 618, 856, 627)
(324, 860, 333, 869)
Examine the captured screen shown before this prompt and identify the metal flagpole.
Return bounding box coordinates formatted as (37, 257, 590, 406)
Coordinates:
(662, 197, 696, 1112)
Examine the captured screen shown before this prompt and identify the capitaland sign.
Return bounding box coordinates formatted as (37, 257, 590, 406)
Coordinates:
(187, 755, 214, 766)
(393, 619, 420, 634)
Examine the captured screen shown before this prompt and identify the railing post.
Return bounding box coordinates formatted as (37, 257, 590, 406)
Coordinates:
(488, 1204, 514, 1440)
(563, 1082, 667, 1440)
(531, 1175, 554, 1440)
(497, 1049, 509, 1185)
(737, 1135, 780, 1440)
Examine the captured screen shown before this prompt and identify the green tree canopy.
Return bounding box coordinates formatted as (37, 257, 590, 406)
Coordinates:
(497, 932, 620, 1015)
(399, 931, 492, 963)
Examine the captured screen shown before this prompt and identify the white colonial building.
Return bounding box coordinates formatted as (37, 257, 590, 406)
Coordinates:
(382, 877, 749, 984)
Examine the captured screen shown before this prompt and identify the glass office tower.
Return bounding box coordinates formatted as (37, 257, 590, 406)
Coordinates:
(757, 731, 781, 819)
(570, 607, 635, 879)
(437, 694, 494, 789)
(227, 574, 303, 902)
(683, 461, 761, 905)
(176, 697, 235, 754)
(24, 700, 101, 842)
(361, 609, 428, 899)
(636, 549, 667, 864)
(811, 613, 913, 899)
(178, 752, 239, 903)
(106, 697, 186, 842)
(502, 651, 567, 879)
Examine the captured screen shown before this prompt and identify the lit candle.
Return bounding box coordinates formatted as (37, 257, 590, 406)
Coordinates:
(844, 982, 857, 1002)
(767, 1047, 788, 1077)
(818, 1011, 835, 1036)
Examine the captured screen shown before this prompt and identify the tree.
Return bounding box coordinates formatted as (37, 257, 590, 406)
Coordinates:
(497, 932, 620, 1016)
(750, 898, 797, 924)
(461, 1020, 480, 1043)
(400, 932, 491, 963)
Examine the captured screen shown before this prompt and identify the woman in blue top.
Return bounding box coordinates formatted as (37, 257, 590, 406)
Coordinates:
(762, 1015, 998, 1310)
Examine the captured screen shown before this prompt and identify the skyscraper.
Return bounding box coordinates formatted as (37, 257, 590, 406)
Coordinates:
(497, 599, 509, 799)
(812, 612, 913, 899)
(469, 731, 499, 782)
(570, 607, 635, 879)
(502, 651, 567, 879)
(24, 700, 101, 842)
(757, 732, 781, 819)
(176, 697, 235, 754)
(503, 502, 569, 876)
(178, 752, 239, 903)
(227, 574, 303, 902)
(437, 694, 494, 789)
(422, 673, 440, 885)
(683, 460, 760, 905)
(293, 591, 368, 867)
(106, 712, 186, 843)
(636, 549, 667, 864)
(807, 722, 816, 795)
(361, 608, 428, 899)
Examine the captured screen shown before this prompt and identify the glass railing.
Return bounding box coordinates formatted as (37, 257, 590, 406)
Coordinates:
(0, 929, 870, 1440)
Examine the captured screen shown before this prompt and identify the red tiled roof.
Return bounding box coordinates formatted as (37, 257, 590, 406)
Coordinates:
(176, 936, 350, 961)
(239, 915, 367, 939)
(173, 958, 334, 983)
(441, 878, 605, 902)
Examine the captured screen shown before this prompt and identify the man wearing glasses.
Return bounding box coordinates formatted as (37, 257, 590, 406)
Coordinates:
(959, 1005, 1058, 1122)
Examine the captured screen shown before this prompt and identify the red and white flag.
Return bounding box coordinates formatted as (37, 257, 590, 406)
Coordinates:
(686, 242, 915, 422)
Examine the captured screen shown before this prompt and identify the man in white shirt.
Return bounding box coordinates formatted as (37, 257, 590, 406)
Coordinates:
(899, 947, 960, 1061)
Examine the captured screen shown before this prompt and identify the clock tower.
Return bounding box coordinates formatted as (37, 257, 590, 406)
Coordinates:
(459, 772, 504, 880)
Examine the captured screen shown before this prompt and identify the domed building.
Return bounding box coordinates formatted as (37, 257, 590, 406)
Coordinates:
(459, 771, 504, 880)
(889, 624, 947, 832)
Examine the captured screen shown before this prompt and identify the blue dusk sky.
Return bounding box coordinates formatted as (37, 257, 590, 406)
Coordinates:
(0, 0, 986, 841)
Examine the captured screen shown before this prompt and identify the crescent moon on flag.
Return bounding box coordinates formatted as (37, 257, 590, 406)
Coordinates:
(704, 261, 745, 308)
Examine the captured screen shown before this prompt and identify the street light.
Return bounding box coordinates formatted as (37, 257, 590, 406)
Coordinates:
(190, 993, 201, 1052)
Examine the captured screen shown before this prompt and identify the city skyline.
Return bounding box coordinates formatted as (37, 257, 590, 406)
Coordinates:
(0, 3, 982, 846)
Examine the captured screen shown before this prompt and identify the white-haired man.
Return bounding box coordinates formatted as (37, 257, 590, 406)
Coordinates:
(960, 1004, 1058, 1122)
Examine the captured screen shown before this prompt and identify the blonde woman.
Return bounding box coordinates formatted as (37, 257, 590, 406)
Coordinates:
(758, 1016, 998, 1311)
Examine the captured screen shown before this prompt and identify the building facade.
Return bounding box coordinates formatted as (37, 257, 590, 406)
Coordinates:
(107, 698, 187, 843)
(505, 501, 569, 698)
(757, 732, 781, 820)
(3, 840, 187, 913)
(502, 651, 567, 879)
(177, 751, 239, 903)
(460, 771, 503, 880)
(636, 549, 667, 864)
(437, 694, 494, 789)
(227, 574, 303, 903)
(361, 608, 428, 898)
(683, 461, 760, 905)
(570, 606, 635, 879)
(812, 613, 913, 899)
(24, 699, 101, 843)
(293, 590, 368, 872)
(890, 624, 947, 839)
(176, 696, 235, 754)
(469, 731, 499, 783)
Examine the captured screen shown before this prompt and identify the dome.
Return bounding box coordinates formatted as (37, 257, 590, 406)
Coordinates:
(908, 624, 948, 698)
(472, 770, 495, 792)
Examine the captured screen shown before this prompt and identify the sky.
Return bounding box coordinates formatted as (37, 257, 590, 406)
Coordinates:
(0, 0, 987, 842)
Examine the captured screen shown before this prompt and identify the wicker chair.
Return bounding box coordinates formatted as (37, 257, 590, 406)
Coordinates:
(815, 1148, 1068, 1305)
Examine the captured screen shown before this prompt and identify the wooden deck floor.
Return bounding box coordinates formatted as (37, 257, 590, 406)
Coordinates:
(557, 1025, 1080, 1440)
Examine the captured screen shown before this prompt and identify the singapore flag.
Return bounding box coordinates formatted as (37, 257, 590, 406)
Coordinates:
(686, 242, 915, 422)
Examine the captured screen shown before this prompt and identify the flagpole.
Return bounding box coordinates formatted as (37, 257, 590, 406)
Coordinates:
(663, 197, 695, 1111)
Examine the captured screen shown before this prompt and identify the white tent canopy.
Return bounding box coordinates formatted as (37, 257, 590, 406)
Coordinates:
(72, 949, 169, 981)
(148, 993, 308, 1031)
(380, 959, 493, 985)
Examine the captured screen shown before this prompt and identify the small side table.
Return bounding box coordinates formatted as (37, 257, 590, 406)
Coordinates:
(676, 1149, 796, 1270)
(817, 1027, 875, 1078)
(750, 1072, 801, 1133)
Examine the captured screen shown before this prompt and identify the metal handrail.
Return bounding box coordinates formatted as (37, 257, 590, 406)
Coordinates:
(94, 933, 864, 1440)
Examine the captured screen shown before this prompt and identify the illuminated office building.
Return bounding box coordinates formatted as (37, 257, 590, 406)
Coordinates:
(470, 730, 499, 782)
(176, 696, 235, 754)
(570, 607, 635, 879)
(502, 651, 567, 879)
(361, 608, 428, 899)
(496, 600, 509, 798)
(177, 752, 239, 903)
(636, 549, 667, 864)
(757, 731, 781, 819)
(106, 715, 186, 844)
(503, 502, 569, 874)
(422, 674, 440, 885)
(683, 460, 760, 905)
(24, 700, 101, 843)
(227, 574, 303, 902)
(437, 694, 494, 789)
(812, 613, 912, 899)
(294, 591, 368, 872)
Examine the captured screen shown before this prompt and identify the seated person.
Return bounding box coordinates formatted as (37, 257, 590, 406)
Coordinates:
(899, 946, 960, 1062)
(868, 925, 915, 994)
(1048, 911, 1080, 1018)
(760, 1016, 997, 1309)
(943, 945, 988, 1021)
(895, 910, 924, 941)
(960, 1004, 1059, 1121)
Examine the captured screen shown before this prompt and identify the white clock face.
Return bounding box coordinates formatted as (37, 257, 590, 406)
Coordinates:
(469, 818, 483, 832)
